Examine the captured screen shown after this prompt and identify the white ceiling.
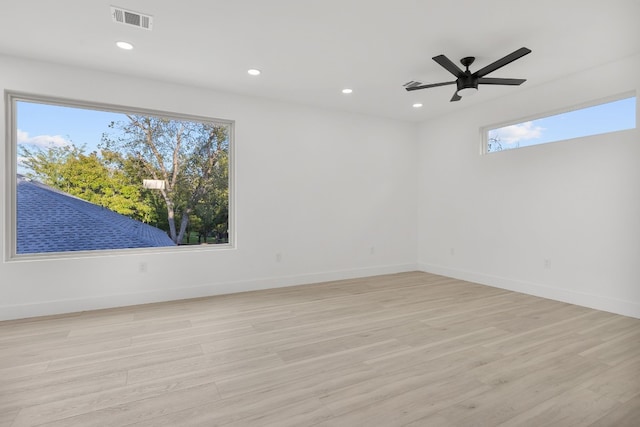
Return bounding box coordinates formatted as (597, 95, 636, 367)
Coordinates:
(1, 0, 638, 122)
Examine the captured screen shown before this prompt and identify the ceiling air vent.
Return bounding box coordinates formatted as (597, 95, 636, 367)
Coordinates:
(111, 6, 153, 30)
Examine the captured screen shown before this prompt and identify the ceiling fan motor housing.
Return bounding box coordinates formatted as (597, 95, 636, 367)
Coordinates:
(456, 74, 478, 92)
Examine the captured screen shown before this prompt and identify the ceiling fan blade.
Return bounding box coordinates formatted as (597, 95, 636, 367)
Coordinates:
(432, 55, 465, 78)
(478, 77, 526, 85)
(405, 81, 456, 91)
(450, 91, 462, 102)
(474, 47, 531, 78)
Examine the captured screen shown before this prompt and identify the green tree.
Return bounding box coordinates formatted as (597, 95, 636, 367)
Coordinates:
(101, 115, 229, 244)
(19, 144, 79, 189)
(19, 145, 156, 223)
(193, 151, 229, 242)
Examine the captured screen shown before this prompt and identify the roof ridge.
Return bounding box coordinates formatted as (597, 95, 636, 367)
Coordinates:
(17, 178, 174, 252)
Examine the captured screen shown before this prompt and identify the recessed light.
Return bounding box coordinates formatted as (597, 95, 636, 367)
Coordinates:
(342, 88, 353, 94)
(412, 103, 423, 108)
(247, 69, 261, 76)
(116, 41, 134, 50)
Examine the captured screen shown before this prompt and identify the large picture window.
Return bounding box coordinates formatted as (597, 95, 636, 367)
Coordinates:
(484, 94, 636, 153)
(6, 92, 233, 258)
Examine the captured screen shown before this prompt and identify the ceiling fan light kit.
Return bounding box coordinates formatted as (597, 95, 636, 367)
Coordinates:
(405, 47, 531, 102)
(456, 87, 477, 97)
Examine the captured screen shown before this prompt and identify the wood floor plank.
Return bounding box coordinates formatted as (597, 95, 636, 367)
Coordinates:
(472, 333, 604, 387)
(496, 387, 619, 427)
(479, 311, 603, 356)
(0, 271, 637, 426)
(363, 327, 509, 373)
(35, 382, 221, 427)
(222, 396, 333, 427)
(1, 364, 127, 397)
(0, 331, 69, 349)
(46, 342, 203, 372)
(0, 370, 127, 413)
(126, 363, 376, 426)
(577, 313, 640, 340)
(0, 409, 19, 427)
(215, 339, 409, 399)
(435, 354, 610, 426)
(1, 337, 133, 371)
(579, 356, 640, 403)
(322, 376, 491, 427)
(579, 327, 640, 366)
(0, 361, 49, 381)
(126, 352, 284, 384)
(587, 394, 640, 427)
(66, 318, 192, 339)
(9, 369, 222, 427)
(320, 351, 496, 418)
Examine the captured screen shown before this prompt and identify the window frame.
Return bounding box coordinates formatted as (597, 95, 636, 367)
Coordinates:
(481, 91, 637, 154)
(4, 91, 235, 261)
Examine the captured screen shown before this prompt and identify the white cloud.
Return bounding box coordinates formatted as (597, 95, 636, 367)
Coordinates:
(491, 121, 544, 144)
(17, 129, 72, 148)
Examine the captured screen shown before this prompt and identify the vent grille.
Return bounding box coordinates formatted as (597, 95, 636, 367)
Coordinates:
(111, 6, 153, 30)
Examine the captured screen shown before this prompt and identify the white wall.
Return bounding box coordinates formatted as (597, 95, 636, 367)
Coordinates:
(0, 55, 419, 320)
(417, 53, 640, 318)
(3, 53, 639, 322)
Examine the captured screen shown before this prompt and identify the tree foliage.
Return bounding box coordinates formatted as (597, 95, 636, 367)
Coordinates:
(101, 115, 229, 244)
(487, 133, 521, 153)
(19, 144, 156, 223)
(487, 134, 503, 152)
(19, 113, 230, 246)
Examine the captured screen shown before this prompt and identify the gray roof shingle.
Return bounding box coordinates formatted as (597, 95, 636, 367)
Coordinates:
(17, 176, 176, 254)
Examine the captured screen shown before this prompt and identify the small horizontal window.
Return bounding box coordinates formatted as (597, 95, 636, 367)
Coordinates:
(485, 95, 636, 153)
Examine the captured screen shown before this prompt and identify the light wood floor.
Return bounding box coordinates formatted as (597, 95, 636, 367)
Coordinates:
(1, 272, 639, 427)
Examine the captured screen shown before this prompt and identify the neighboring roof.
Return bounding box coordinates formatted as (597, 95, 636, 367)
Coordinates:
(17, 176, 176, 254)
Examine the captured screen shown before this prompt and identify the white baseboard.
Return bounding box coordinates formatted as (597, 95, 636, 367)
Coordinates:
(0, 263, 418, 321)
(419, 263, 640, 319)
(7, 262, 636, 321)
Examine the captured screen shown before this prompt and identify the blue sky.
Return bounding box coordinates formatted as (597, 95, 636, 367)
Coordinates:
(17, 96, 637, 156)
(488, 96, 636, 150)
(17, 101, 126, 153)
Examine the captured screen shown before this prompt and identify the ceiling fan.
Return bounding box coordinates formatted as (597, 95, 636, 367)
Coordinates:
(404, 47, 532, 102)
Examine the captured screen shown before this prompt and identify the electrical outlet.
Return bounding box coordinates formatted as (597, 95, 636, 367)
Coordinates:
(450, 247, 455, 256)
(544, 259, 551, 269)
(276, 252, 282, 262)
(139, 262, 147, 273)
(370, 246, 376, 255)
